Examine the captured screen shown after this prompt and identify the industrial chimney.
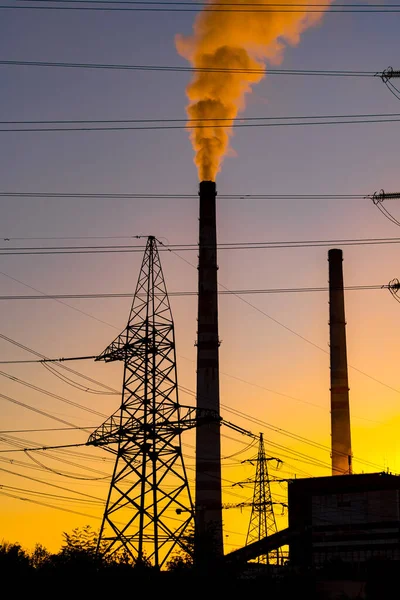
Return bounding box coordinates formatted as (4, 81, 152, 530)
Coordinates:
(195, 180, 223, 565)
(328, 248, 352, 475)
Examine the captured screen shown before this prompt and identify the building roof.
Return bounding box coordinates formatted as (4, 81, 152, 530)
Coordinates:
(288, 472, 400, 496)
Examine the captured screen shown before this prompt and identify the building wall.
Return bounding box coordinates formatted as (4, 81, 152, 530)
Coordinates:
(288, 473, 400, 566)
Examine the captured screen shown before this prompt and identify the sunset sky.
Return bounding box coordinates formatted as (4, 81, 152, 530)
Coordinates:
(1, 1, 400, 557)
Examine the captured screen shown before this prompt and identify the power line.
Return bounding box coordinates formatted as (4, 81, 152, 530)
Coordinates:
(0, 391, 89, 429)
(0, 355, 96, 363)
(3, 272, 397, 441)
(0, 236, 400, 255)
(220, 404, 388, 473)
(177, 383, 388, 473)
(0, 484, 103, 505)
(0, 59, 377, 77)
(0, 225, 377, 241)
(23, 450, 111, 480)
(0, 439, 117, 466)
(230, 282, 400, 399)
(0, 465, 106, 501)
(5, 112, 399, 125)
(4, 2, 400, 12)
(0, 332, 118, 391)
(2, 115, 400, 131)
(39, 361, 117, 394)
(0, 427, 87, 433)
(0, 192, 368, 199)
(0, 269, 119, 330)
(0, 356, 97, 364)
(0, 489, 101, 520)
(2, 243, 397, 434)
(0, 370, 109, 416)
(2, 435, 139, 480)
(0, 294, 395, 477)
(0, 350, 380, 483)
(15, 1, 400, 6)
(169, 248, 400, 410)
(0, 442, 88, 454)
(0, 285, 385, 301)
(1, 435, 115, 479)
(1, 287, 384, 431)
(0, 376, 387, 486)
(0, 325, 326, 426)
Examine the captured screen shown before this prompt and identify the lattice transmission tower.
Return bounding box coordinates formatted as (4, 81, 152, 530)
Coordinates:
(88, 236, 194, 568)
(245, 433, 281, 565)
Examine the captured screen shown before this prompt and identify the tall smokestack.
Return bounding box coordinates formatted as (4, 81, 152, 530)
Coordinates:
(195, 180, 223, 566)
(328, 248, 352, 475)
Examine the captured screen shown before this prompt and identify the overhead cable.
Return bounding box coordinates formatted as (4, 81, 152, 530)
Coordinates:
(0, 442, 88, 453)
(0, 192, 367, 199)
(4, 112, 397, 125)
(0, 284, 386, 301)
(0, 59, 377, 77)
(4, 1, 400, 12)
(1, 236, 400, 255)
(2, 114, 400, 131)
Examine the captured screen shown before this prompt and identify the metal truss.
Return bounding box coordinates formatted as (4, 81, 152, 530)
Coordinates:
(245, 433, 281, 565)
(88, 236, 194, 568)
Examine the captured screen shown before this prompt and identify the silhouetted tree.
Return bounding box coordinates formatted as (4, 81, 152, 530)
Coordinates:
(53, 524, 102, 572)
(62, 524, 98, 553)
(58, 525, 152, 571)
(166, 526, 194, 571)
(30, 543, 52, 570)
(0, 541, 32, 575)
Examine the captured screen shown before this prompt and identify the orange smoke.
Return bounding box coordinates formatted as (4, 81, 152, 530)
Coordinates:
(176, 0, 332, 181)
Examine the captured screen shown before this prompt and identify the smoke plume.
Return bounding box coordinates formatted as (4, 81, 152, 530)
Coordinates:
(176, 0, 332, 181)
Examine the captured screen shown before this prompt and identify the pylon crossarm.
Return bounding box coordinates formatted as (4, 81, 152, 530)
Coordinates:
(178, 405, 222, 431)
(96, 335, 150, 363)
(223, 501, 285, 510)
(88, 417, 194, 447)
(87, 413, 124, 446)
(221, 418, 257, 439)
(223, 502, 252, 509)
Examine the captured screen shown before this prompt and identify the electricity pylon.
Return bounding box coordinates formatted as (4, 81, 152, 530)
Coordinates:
(88, 236, 194, 569)
(245, 433, 281, 565)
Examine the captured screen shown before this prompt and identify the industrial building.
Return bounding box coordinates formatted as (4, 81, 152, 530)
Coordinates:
(288, 472, 400, 567)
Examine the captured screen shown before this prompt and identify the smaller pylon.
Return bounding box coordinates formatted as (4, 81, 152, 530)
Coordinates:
(245, 433, 281, 565)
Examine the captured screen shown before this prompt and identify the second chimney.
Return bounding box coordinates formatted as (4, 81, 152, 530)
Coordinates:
(328, 248, 352, 475)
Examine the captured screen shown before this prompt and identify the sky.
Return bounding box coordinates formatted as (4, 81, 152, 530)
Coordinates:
(0, 1, 400, 558)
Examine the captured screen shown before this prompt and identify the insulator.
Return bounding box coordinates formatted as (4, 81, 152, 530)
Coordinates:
(381, 67, 400, 81)
(371, 190, 400, 204)
(386, 70, 400, 79)
(380, 192, 400, 200)
(372, 190, 385, 204)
